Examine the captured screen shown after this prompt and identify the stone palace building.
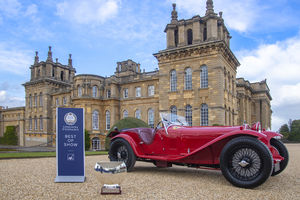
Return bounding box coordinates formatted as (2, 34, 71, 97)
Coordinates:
(0, 0, 272, 150)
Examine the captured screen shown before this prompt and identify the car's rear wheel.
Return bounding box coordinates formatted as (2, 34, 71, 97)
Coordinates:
(271, 139, 289, 176)
(220, 136, 273, 188)
(109, 138, 136, 171)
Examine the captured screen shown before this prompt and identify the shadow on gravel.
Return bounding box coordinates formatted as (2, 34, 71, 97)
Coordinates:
(133, 166, 222, 180)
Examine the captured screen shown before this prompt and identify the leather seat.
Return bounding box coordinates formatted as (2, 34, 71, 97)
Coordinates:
(126, 128, 156, 144)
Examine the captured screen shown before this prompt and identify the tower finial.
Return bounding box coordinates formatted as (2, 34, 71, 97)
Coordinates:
(68, 54, 72, 67)
(171, 3, 178, 23)
(206, 0, 215, 15)
(34, 51, 39, 64)
(47, 46, 53, 62)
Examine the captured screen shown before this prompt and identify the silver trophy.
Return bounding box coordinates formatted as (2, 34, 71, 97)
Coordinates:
(94, 161, 127, 194)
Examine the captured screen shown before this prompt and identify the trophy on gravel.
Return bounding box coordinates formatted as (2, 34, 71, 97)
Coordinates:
(94, 161, 127, 194)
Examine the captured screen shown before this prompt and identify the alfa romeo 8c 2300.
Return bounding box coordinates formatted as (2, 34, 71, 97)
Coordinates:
(108, 113, 289, 188)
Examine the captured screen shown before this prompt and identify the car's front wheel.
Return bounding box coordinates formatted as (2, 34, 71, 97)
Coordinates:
(271, 138, 289, 176)
(220, 136, 273, 188)
(109, 138, 136, 171)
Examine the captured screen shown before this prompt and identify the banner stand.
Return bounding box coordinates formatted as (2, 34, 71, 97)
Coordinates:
(55, 108, 85, 183)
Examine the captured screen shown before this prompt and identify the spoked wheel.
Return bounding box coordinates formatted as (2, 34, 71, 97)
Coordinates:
(270, 139, 289, 176)
(109, 138, 136, 171)
(220, 136, 273, 188)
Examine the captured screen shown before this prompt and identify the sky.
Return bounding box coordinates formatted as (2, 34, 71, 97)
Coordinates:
(0, 0, 300, 131)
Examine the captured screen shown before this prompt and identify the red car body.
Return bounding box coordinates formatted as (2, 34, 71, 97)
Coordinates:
(108, 114, 288, 188)
(110, 125, 282, 166)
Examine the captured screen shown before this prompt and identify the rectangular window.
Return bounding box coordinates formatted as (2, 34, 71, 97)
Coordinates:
(29, 118, 32, 130)
(148, 85, 154, 96)
(39, 93, 43, 106)
(34, 118, 37, 130)
(136, 87, 141, 97)
(40, 117, 43, 130)
(29, 95, 32, 108)
(123, 88, 128, 98)
(107, 89, 111, 98)
(63, 97, 67, 105)
(56, 98, 59, 107)
(34, 94, 37, 107)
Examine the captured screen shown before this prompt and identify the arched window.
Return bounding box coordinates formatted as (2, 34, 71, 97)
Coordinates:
(29, 117, 32, 130)
(200, 65, 208, 88)
(184, 68, 192, 90)
(40, 116, 43, 130)
(123, 110, 128, 118)
(135, 109, 141, 119)
(187, 29, 193, 45)
(92, 110, 99, 130)
(78, 86, 82, 97)
(60, 71, 64, 81)
(106, 111, 110, 130)
(148, 109, 154, 128)
(170, 106, 177, 122)
(92, 137, 100, 150)
(170, 70, 177, 91)
(92, 86, 98, 98)
(185, 105, 192, 126)
(201, 104, 209, 126)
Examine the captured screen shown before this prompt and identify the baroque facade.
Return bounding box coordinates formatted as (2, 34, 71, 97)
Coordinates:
(0, 0, 272, 150)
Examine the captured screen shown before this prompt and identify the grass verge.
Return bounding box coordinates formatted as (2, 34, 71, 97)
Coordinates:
(0, 151, 108, 159)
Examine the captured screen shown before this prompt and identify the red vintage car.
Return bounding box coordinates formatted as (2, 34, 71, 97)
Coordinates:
(108, 113, 289, 188)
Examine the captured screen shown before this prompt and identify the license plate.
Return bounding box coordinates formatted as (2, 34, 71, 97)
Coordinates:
(274, 162, 280, 172)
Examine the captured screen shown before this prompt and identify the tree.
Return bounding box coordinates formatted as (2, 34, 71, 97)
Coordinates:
(289, 120, 300, 142)
(0, 126, 18, 145)
(279, 124, 290, 139)
(85, 129, 90, 151)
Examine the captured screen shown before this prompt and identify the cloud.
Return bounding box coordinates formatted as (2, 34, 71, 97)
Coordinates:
(0, 0, 21, 17)
(56, 0, 120, 25)
(237, 33, 300, 131)
(0, 90, 6, 101)
(169, 0, 299, 33)
(0, 90, 24, 107)
(24, 4, 38, 17)
(0, 43, 32, 75)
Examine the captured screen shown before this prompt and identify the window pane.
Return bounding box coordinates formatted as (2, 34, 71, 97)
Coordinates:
(40, 117, 43, 130)
(185, 105, 192, 126)
(170, 106, 177, 122)
(170, 70, 177, 91)
(106, 111, 110, 130)
(148, 85, 154, 96)
(78, 86, 82, 97)
(124, 88, 128, 98)
(200, 66, 208, 88)
(123, 110, 128, 118)
(92, 86, 97, 97)
(136, 87, 141, 97)
(135, 109, 141, 119)
(185, 68, 192, 90)
(148, 109, 154, 128)
(92, 110, 99, 130)
(201, 104, 209, 126)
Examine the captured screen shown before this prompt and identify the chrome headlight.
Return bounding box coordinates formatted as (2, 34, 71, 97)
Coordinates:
(273, 135, 282, 139)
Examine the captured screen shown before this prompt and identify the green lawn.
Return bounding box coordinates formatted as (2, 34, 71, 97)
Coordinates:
(0, 151, 108, 159)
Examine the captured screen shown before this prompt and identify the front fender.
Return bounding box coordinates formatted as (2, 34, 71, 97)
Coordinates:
(111, 134, 143, 157)
(262, 131, 283, 140)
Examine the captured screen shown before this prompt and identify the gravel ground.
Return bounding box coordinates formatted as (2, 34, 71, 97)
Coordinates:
(0, 144, 300, 200)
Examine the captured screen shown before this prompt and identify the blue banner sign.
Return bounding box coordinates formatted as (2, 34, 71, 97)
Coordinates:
(55, 107, 85, 182)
